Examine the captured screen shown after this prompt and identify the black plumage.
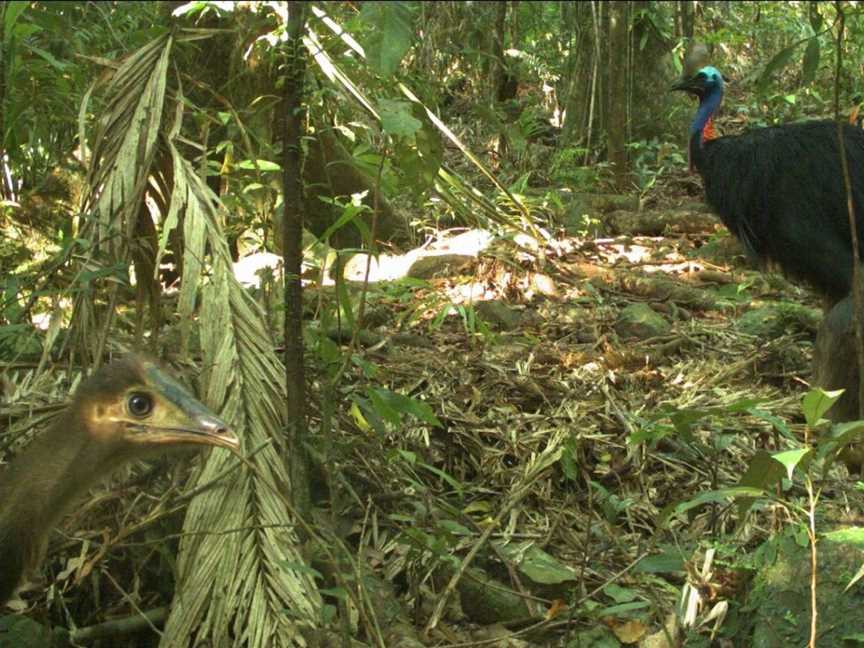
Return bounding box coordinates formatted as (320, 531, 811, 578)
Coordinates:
(673, 66, 864, 304)
(674, 65, 864, 465)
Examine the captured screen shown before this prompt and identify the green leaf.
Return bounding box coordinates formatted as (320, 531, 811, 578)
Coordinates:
(801, 38, 820, 87)
(816, 420, 864, 469)
(336, 279, 356, 330)
(438, 519, 471, 536)
(738, 450, 786, 489)
(594, 601, 650, 617)
(370, 387, 442, 427)
(3, 1, 28, 40)
(317, 201, 368, 242)
(748, 408, 795, 440)
(823, 527, 864, 548)
(495, 541, 578, 584)
(368, 389, 402, 427)
(360, 1, 415, 77)
(29, 45, 68, 71)
(772, 448, 812, 480)
(634, 551, 685, 574)
(235, 159, 280, 171)
(317, 336, 341, 366)
(351, 354, 378, 378)
(560, 440, 579, 481)
(417, 461, 463, 493)
(659, 487, 768, 527)
(378, 99, 422, 139)
(603, 583, 639, 603)
(802, 388, 844, 426)
(318, 587, 349, 600)
(758, 44, 799, 93)
(278, 560, 323, 579)
(397, 449, 417, 465)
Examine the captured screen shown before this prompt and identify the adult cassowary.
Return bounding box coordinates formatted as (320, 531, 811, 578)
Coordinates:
(673, 65, 864, 469)
(672, 65, 864, 304)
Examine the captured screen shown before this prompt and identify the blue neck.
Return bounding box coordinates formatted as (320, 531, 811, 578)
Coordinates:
(690, 86, 723, 136)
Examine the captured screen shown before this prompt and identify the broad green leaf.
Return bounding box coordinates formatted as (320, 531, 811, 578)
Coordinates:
(660, 487, 767, 527)
(495, 542, 578, 584)
(317, 201, 367, 242)
(396, 449, 417, 465)
(350, 401, 371, 432)
(604, 583, 639, 603)
(417, 461, 463, 493)
(560, 441, 579, 480)
(368, 389, 402, 427)
(594, 601, 650, 616)
(3, 1, 27, 40)
(748, 408, 794, 439)
(360, 1, 415, 77)
(438, 520, 471, 536)
(378, 99, 422, 139)
(824, 527, 864, 548)
(634, 552, 685, 574)
(802, 388, 844, 426)
(336, 279, 356, 330)
(758, 44, 798, 93)
(370, 387, 442, 427)
(772, 448, 812, 480)
(801, 37, 820, 87)
(235, 159, 280, 171)
(29, 45, 68, 70)
(738, 450, 786, 490)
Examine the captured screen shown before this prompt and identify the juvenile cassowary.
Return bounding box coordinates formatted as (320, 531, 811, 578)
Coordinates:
(673, 65, 864, 468)
(672, 66, 864, 304)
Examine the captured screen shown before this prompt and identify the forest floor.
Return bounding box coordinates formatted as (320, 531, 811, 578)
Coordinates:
(3, 186, 853, 647)
(294, 185, 845, 646)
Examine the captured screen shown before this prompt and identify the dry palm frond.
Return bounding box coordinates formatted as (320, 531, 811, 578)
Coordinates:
(69, 32, 172, 364)
(158, 145, 320, 647)
(62, 30, 320, 645)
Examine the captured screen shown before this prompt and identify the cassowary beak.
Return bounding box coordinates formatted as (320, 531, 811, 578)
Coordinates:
(670, 75, 704, 95)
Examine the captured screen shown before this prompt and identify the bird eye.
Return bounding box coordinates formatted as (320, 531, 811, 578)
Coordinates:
(127, 392, 154, 418)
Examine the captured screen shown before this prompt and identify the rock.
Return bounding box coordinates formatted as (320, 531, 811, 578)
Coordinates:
(339, 229, 494, 283)
(233, 252, 282, 288)
(406, 253, 473, 279)
(615, 303, 671, 339)
(530, 273, 558, 298)
(475, 300, 523, 331)
(692, 235, 745, 264)
(814, 296, 859, 424)
(735, 307, 785, 338)
(812, 295, 864, 473)
(735, 303, 821, 339)
(746, 527, 864, 647)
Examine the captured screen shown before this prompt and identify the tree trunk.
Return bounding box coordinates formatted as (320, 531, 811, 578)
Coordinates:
(607, 1, 629, 189)
(561, 3, 592, 146)
(629, 1, 675, 141)
(598, 1, 610, 138)
(679, 0, 694, 39)
(488, 1, 508, 105)
(281, 0, 311, 519)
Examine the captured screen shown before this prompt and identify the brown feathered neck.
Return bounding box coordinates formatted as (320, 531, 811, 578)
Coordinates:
(0, 356, 238, 605)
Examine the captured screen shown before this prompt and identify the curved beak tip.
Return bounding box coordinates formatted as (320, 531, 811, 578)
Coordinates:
(187, 413, 240, 452)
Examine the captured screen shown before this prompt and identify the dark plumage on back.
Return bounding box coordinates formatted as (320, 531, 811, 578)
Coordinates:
(673, 66, 864, 304)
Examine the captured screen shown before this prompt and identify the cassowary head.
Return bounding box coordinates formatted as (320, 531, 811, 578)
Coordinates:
(671, 66, 725, 137)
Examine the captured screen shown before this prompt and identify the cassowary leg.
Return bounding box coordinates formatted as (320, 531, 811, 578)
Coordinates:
(813, 294, 864, 474)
